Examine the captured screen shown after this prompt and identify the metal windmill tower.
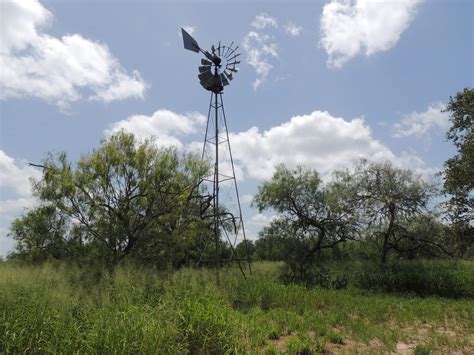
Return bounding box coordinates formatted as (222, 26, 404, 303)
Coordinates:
(181, 28, 250, 284)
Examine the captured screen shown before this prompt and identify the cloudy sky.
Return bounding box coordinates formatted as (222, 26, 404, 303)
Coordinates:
(0, 0, 472, 256)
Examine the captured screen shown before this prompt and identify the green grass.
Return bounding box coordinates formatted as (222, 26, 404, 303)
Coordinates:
(1, 261, 473, 353)
(280, 259, 474, 298)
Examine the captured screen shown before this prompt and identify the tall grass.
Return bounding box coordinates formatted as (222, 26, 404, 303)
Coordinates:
(280, 259, 474, 298)
(1, 261, 473, 353)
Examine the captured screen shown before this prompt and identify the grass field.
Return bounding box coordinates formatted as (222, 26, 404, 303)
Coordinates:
(1, 261, 473, 353)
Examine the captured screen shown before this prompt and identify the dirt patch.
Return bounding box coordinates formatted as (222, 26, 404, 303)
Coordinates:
(272, 334, 292, 353)
(395, 342, 416, 354)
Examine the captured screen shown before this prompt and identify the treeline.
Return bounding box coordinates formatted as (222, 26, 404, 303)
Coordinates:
(7, 89, 473, 276)
(241, 88, 473, 281)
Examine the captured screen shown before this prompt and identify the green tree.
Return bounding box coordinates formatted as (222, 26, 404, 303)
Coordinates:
(234, 239, 255, 260)
(442, 88, 473, 254)
(332, 159, 436, 264)
(28, 131, 209, 270)
(9, 206, 69, 263)
(253, 164, 358, 277)
(395, 214, 451, 259)
(254, 222, 289, 261)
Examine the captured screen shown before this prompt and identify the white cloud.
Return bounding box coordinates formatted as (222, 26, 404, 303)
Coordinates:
(105, 109, 206, 148)
(0, 0, 147, 107)
(242, 31, 279, 90)
(0, 151, 41, 257)
(393, 103, 449, 138)
(246, 213, 278, 239)
(285, 22, 303, 37)
(241, 194, 254, 205)
(251, 13, 278, 29)
(108, 108, 435, 181)
(228, 110, 433, 180)
(0, 150, 40, 196)
(320, 0, 422, 68)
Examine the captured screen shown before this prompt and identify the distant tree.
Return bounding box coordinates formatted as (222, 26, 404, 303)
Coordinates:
(253, 164, 358, 278)
(28, 131, 209, 270)
(9, 206, 69, 263)
(395, 214, 451, 259)
(234, 239, 255, 261)
(332, 159, 437, 264)
(441, 88, 473, 254)
(254, 223, 289, 261)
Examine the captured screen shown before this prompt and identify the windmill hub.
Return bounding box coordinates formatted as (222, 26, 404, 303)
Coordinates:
(182, 28, 240, 93)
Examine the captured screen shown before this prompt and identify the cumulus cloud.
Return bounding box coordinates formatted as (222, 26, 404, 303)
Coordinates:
(320, 0, 422, 68)
(0, 0, 147, 107)
(0, 150, 40, 196)
(245, 213, 279, 238)
(0, 151, 41, 257)
(228, 110, 433, 180)
(242, 31, 279, 90)
(108, 108, 435, 181)
(251, 13, 278, 29)
(285, 22, 303, 37)
(105, 109, 206, 148)
(393, 103, 449, 138)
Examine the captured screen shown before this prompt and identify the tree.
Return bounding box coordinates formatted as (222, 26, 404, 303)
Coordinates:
(395, 214, 450, 259)
(28, 131, 209, 270)
(9, 206, 69, 263)
(333, 159, 436, 264)
(234, 239, 255, 261)
(253, 164, 358, 277)
(442, 88, 473, 253)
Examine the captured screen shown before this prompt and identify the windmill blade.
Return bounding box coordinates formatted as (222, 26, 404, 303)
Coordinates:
(201, 59, 212, 65)
(220, 73, 229, 87)
(224, 71, 233, 81)
(226, 45, 239, 58)
(227, 67, 239, 73)
(224, 41, 234, 57)
(182, 28, 200, 53)
(214, 74, 223, 88)
(217, 41, 221, 56)
(204, 76, 215, 89)
(198, 70, 213, 83)
(227, 53, 241, 62)
(226, 60, 241, 67)
(203, 74, 220, 91)
(199, 65, 211, 73)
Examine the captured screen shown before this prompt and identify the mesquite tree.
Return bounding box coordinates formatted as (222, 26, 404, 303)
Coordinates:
(26, 131, 209, 269)
(253, 164, 358, 277)
(332, 159, 436, 264)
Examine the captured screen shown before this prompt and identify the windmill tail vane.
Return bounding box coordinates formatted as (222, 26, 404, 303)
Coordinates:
(181, 27, 250, 284)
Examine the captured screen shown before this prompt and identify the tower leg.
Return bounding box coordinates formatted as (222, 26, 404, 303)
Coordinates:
(200, 91, 251, 285)
(214, 91, 220, 286)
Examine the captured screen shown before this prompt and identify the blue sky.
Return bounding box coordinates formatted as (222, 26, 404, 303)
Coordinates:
(1, 0, 472, 257)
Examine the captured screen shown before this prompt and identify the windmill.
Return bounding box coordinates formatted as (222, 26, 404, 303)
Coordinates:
(181, 28, 250, 284)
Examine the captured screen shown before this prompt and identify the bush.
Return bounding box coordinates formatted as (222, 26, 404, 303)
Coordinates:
(353, 260, 474, 298)
(279, 264, 348, 289)
(277, 259, 474, 298)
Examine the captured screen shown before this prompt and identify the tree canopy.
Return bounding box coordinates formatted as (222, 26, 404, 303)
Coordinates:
(253, 164, 358, 277)
(11, 131, 211, 269)
(331, 159, 437, 263)
(442, 87, 473, 251)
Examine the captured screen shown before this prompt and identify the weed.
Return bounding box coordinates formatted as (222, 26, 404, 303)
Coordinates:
(327, 330, 344, 344)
